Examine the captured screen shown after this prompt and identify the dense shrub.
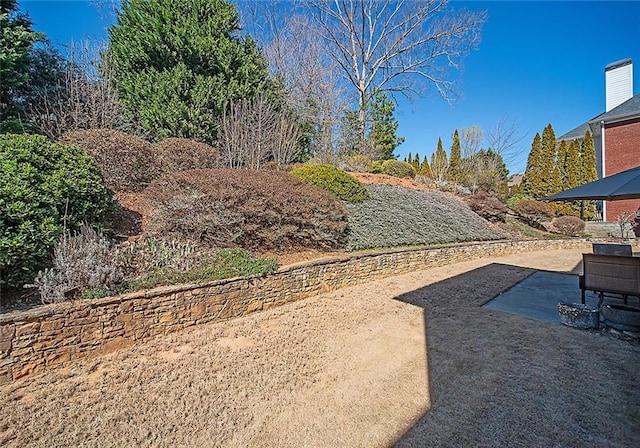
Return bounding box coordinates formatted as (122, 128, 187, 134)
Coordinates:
(513, 200, 556, 220)
(144, 169, 348, 250)
(381, 159, 416, 179)
(290, 164, 369, 203)
(59, 129, 158, 191)
(344, 184, 506, 250)
(506, 193, 534, 210)
(552, 216, 585, 236)
(370, 160, 384, 174)
(464, 193, 511, 223)
(154, 137, 219, 175)
(32, 225, 123, 303)
(0, 134, 116, 288)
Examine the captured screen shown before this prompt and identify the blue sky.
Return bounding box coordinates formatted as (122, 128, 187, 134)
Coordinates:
(20, 0, 640, 174)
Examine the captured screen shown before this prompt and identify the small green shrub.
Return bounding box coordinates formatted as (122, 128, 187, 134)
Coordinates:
(290, 164, 369, 203)
(381, 159, 416, 179)
(552, 215, 585, 236)
(370, 160, 383, 174)
(1, 134, 116, 289)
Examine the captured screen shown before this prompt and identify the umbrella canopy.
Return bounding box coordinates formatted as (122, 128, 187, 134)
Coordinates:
(545, 165, 640, 201)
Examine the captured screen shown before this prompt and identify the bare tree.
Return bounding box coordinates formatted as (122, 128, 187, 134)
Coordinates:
(28, 40, 121, 139)
(484, 115, 526, 167)
(218, 95, 300, 169)
(305, 0, 486, 151)
(241, 5, 350, 162)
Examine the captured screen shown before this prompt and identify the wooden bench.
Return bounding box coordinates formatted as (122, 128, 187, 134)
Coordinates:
(580, 253, 640, 306)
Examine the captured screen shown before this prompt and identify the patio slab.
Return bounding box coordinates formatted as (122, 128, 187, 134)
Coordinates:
(483, 271, 600, 325)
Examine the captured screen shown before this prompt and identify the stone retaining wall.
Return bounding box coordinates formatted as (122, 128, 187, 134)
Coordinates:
(0, 239, 599, 383)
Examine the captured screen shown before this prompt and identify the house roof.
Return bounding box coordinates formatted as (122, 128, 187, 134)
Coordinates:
(558, 92, 640, 140)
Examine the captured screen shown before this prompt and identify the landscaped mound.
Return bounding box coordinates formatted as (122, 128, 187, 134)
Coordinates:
(344, 184, 506, 250)
(154, 137, 219, 175)
(290, 164, 369, 202)
(143, 169, 348, 251)
(59, 129, 158, 192)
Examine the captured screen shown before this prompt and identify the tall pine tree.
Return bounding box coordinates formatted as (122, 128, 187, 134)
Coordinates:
(539, 123, 557, 197)
(447, 129, 463, 183)
(521, 132, 543, 198)
(580, 130, 598, 219)
(368, 91, 404, 159)
(421, 155, 431, 176)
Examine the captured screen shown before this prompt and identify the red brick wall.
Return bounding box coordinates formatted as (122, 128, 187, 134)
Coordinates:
(603, 118, 640, 222)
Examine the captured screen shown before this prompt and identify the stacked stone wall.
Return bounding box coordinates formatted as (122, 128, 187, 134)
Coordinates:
(0, 239, 599, 382)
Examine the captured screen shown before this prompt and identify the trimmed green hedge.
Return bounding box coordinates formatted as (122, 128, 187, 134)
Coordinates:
(0, 134, 116, 288)
(381, 159, 416, 179)
(290, 164, 369, 202)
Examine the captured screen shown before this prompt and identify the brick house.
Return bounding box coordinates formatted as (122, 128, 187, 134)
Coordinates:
(559, 59, 640, 222)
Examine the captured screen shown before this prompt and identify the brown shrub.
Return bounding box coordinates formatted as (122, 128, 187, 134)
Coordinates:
(513, 200, 556, 220)
(143, 169, 348, 251)
(154, 138, 219, 175)
(60, 129, 158, 192)
(464, 193, 511, 223)
(552, 215, 585, 236)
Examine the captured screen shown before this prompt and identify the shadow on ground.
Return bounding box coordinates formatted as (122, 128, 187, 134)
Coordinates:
(392, 263, 640, 447)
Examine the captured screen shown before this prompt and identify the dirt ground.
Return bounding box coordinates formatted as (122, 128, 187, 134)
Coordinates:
(1, 248, 639, 447)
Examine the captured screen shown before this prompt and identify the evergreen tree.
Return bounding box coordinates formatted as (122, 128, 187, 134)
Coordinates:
(406, 152, 413, 166)
(108, 0, 274, 143)
(368, 91, 404, 159)
(562, 139, 583, 216)
(431, 137, 448, 182)
(447, 129, 463, 183)
(539, 123, 557, 197)
(0, 0, 43, 132)
(411, 152, 421, 171)
(553, 140, 570, 215)
(580, 130, 598, 219)
(521, 132, 543, 198)
(421, 155, 431, 176)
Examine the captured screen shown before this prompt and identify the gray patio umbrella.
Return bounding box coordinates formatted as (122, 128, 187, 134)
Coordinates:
(545, 165, 640, 201)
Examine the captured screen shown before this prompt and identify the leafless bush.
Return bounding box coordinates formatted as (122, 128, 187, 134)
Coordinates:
(60, 129, 158, 191)
(552, 216, 585, 236)
(218, 96, 300, 169)
(617, 212, 638, 239)
(28, 40, 121, 140)
(31, 225, 122, 303)
(464, 193, 510, 223)
(154, 137, 219, 175)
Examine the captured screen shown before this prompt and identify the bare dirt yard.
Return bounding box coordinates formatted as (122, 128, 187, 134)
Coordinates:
(1, 248, 639, 447)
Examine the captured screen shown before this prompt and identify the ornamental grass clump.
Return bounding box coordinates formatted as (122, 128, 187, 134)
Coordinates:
(144, 169, 348, 251)
(290, 164, 370, 202)
(344, 184, 505, 250)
